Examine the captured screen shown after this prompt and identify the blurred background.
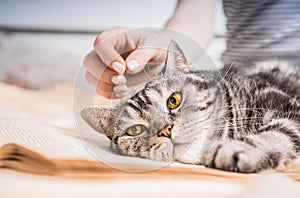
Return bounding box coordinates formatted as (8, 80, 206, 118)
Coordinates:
(0, 0, 226, 90)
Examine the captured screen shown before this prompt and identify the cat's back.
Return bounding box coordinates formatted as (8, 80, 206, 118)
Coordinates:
(220, 61, 299, 127)
(222, 61, 300, 101)
(246, 61, 299, 100)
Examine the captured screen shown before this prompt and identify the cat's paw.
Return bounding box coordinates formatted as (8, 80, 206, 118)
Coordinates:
(208, 141, 258, 173)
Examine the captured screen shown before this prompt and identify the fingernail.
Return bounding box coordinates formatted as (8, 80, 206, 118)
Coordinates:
(113, 85, 128, 93)
(127, 60, 139, 72)
(111, 75, 126, 85)
(112, 62, 125, 74)
(114, 92, 127, 98)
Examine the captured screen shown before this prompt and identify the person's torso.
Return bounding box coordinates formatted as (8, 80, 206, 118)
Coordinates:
(222, 0, 300, 67)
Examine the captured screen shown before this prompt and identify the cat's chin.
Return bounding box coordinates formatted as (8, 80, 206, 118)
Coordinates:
(173, 146, 196, 164)
(173, 139, 210, 164)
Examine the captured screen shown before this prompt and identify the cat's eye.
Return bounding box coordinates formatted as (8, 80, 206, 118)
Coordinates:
(126, 124, 147, 136)
(167, 92, 182, 110)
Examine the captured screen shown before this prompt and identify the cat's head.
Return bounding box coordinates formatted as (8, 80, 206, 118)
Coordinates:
(81, 41, 222, 163)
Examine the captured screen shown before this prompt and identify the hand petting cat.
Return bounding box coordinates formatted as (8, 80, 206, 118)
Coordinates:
(83, 0, 215, 99)
(83, 27, 167, 99)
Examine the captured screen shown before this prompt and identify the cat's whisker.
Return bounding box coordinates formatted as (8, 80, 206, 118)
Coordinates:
(216, 61, 235, 87)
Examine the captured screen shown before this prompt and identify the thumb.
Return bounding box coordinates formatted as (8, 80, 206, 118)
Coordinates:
(125, 47, 161, 74)
(94, 40, 127, 74)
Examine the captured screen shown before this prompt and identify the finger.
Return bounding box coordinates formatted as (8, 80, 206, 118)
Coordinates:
(98, 67, 121, 84)
(97, 90, 114, 99)
(94, 33, 127, 74)
(93, 26, 129, 47)
(85, 71, 127, 99)
(111, 75, 127, 85)
(96, 83, 114, 99)
(85, 71, 98, 87)
(94, 27, 129, 74)
(85, 71, 113, 91)
(85, 71, 114, 98)
(113, 85, 128, 93)
(83, 50, 107, 78)
(125, 47, 163, 74)
(125, 62, 164, 87)
(98, 81, 114, 92)
(84, 50, 125, 84)
(114, 92, 128, 98)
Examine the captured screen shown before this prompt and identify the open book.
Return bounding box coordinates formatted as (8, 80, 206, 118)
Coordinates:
(1, 115, 300, 182)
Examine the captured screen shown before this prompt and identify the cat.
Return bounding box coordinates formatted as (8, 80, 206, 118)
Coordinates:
(81, 40, 300, 173)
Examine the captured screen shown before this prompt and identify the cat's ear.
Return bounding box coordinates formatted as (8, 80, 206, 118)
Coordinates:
(81, 106, 114, 139)
(162, 40, 191, 74)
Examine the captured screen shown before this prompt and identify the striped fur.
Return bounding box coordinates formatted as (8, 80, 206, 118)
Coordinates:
(81, 41, 300, 173)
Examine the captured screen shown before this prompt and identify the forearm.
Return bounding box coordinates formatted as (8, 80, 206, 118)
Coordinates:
(160, 0, 216, 61)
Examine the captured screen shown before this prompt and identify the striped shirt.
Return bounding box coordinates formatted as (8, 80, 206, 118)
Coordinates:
(221, 0, 300, 67)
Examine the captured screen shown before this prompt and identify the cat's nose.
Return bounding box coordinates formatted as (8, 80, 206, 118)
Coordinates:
(158, 125, 173, 138)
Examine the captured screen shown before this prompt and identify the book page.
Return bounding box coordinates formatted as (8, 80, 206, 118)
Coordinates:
(0, 115, 93, 159)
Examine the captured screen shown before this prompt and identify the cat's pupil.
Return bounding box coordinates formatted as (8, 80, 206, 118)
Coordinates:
(132, 127, 136, 133)
(170, 97, 177, 104)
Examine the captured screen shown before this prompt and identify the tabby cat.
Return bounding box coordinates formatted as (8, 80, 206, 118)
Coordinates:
(81, 41, 300, 173)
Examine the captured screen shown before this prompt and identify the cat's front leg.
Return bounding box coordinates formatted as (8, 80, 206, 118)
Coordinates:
(202, 139, 262, 173)
(202, 128, 299, 173)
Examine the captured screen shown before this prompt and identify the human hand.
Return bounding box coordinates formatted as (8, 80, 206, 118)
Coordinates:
(83, 27, 167, 99)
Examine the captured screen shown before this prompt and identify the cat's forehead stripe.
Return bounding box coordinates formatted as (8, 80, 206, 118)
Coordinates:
(125, 94, 152, 120)
(147, 84, 163, 97)
(125, 101, 145, 118)
(185, 77, 209, 91)
(132, 90, 154, 110)
(140, 89, 153, 104)
(132, 95, 149, 111)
